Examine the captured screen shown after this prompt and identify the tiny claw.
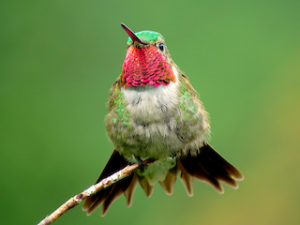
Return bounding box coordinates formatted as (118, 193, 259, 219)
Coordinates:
(135, 156, 147, 172)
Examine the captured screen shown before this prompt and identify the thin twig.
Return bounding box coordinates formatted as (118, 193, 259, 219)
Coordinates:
(37, 159, 155, 225)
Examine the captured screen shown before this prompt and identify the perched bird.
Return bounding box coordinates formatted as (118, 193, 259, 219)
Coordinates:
(82, 23, 244, 216)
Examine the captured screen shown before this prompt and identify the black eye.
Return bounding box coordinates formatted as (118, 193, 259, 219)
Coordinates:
(158, 43, 164, 52)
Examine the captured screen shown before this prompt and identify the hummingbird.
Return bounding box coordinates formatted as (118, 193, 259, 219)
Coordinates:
(82, 23, 244, 216)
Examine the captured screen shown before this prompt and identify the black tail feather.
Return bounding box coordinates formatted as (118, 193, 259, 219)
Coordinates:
(179, 143, 243, 194)
(199, 143, 244, 180)
(101, 174, 133, 216)
(180, 150, 223, 193)
(124, 173, 139, 207)
(82, 150, 132, 216)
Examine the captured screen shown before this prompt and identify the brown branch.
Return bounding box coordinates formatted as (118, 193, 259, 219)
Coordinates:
(37, 159, 155, 225)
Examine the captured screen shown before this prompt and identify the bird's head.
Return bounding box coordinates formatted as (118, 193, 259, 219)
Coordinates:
(120, 23, 176, 88)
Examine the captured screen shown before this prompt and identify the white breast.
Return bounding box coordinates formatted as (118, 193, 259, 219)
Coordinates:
(121, 66, 180, 122)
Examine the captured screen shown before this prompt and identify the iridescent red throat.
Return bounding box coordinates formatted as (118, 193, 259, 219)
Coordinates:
(120, 45, 176, 88)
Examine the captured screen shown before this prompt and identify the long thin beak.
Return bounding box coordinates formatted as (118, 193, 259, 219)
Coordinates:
(121, 23, 148, 45)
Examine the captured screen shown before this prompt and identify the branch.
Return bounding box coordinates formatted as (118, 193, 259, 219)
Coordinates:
(37, 159, 155, 225)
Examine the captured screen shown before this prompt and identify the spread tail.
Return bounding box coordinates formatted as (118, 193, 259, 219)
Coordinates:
(82, 144, 243, 215)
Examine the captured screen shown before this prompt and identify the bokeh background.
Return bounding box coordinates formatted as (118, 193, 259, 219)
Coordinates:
(1, 1, 300, 224)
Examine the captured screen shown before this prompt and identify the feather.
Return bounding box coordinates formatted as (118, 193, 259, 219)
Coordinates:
(124, 173, 139, 207)
(177, 159, 194, 196)
(180, 152, 223, 193)
(179, 143, 243, 194)
(82, 150, 131, 215)
(159, 164, 179, 195)
(138, 175, 155, 197)
(199, 143, 244, 181)
(101, 174, 133, 216)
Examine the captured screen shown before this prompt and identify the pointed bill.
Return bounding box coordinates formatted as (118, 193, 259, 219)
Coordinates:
(121, 23, 148, 45)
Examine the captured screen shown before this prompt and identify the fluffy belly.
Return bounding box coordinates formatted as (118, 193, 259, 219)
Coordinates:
(106, 83, 182, 162)
(121, 117, 184, 161)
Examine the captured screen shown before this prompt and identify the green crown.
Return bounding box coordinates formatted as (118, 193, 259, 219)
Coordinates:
(127, 31, 164, 44)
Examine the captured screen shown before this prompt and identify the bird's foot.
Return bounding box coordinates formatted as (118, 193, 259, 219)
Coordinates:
(135, 156, 147, 172)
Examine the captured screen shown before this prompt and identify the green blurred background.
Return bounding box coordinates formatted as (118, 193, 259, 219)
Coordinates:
(1, 1, 300, 224)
